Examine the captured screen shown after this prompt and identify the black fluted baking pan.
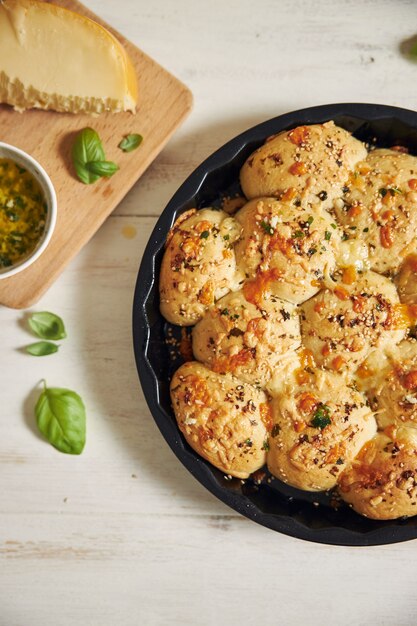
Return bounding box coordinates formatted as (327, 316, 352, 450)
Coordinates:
(132, 103, 417, 546)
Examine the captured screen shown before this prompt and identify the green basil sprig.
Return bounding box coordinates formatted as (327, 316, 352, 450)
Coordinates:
(35, 381, 86, 455)
(28, 311, 66, 340)
(72, 128, 118, 184)
(26, 341, 59, 356)
(118, 133, 143, 152)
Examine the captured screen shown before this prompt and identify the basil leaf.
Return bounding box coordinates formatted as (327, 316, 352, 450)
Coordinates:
(85, 160, 119, 177)
(410, 41, 417, 59)
(26, 341, 59, 356)
(118, 134, 143, 152)
(28, 311, 66, 340)
(72, 128, 106, 184)
(35, 384, 86, 455)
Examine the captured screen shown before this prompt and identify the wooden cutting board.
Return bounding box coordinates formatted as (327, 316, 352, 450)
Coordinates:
(0, 0, 192, 308)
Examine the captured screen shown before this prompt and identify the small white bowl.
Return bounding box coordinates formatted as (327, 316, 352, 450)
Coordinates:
(0, 142, 57, 279)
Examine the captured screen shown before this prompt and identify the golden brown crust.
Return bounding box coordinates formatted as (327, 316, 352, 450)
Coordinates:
(334, 150, 417, 273)
(165, 209, 197, 248)
(240, 122, 367, 206)
(159, 209, 241, 325)
(395, 254, 417, 305)
(300, 271, 406, 375)
(366, 340, 417, 431)
(170, 362, 268, 478)
(234, 197, 341, 304)
(267, 368, 376, 491)
(339, 428, 417, 519)
(192, 289, 300, 386)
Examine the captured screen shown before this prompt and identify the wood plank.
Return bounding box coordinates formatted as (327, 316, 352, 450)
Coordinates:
(0, 0, 192, 309)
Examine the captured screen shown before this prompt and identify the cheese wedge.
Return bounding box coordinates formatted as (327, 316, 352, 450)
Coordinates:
(0, 0, 138, 114)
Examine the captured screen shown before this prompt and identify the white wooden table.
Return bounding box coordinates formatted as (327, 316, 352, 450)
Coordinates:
(1, 1, 417, 624)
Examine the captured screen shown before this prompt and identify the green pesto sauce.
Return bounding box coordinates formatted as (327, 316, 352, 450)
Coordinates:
(0, 158, 47, 268)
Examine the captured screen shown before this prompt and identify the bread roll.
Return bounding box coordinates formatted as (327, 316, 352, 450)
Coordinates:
(300, 271, 406, 374)
(333, 149, 417, 273)
(192, 288, 300, 387)
(395, 254, 417, 305)
(234, 197, 341, 304)
(170, 361, 269, 478)
(159, 209, 241, 325)
(240, 121, 367, 207)
(267, 368, 377, 491)
(367, 340, 417, 431)
(339, 428, 417, 519)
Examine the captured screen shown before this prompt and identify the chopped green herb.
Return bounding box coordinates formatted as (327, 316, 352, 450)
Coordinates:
(260, 220, 274, 235)
(14, 196, 26, 209)
(6, 210, 19, 222)
(330, 223, 337, 229)
(363, 227, 369, 232)
(307, 247, 317, 257)
(324, 230, 331, 241)
(262, 439, 270, 451)
(244, 438, 253, 447)
(223, 234, 230, 241)
(310, 403, 331, 429)
(293, 230, 304, 238)
(379, 186, 402, 198)
(0, 254, 12, 267)
(307, 216, 314, 225)
(200, 230, 210, 239)
(220, 308, 229, 316)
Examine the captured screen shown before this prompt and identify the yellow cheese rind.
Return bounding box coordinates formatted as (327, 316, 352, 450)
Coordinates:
(0, 0, 138, 114)
(0, 71, 134, 114)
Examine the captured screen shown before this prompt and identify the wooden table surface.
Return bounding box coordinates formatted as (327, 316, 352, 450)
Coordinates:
(1, 0, 417, 624)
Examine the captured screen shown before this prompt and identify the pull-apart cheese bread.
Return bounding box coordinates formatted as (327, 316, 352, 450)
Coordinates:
(159, 121, 417, 520)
